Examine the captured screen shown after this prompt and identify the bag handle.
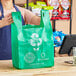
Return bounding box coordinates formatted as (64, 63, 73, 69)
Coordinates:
(12, 10, 52, 29)
(23, 10, 52, 28)
(12, 12, 22, 33)
(40, 10, 52, 30)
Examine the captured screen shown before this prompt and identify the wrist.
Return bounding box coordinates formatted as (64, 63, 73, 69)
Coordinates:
(0, 19, 5, 28)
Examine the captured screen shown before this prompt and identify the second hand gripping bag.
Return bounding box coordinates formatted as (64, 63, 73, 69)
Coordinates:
(11, 10, 54, 69)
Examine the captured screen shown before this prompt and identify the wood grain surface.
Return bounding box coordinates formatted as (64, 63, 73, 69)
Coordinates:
(0, 57, 75, 76)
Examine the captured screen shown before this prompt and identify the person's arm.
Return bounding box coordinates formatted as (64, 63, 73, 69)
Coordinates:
(30, 16, 41, 25)
(16, 6, 41, 25)
(23, 9, 41, 25)
(0, 14, 13, 28)
(0, 20, 8, 28)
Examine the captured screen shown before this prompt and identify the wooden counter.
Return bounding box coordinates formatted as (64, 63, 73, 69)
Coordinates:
(0, 57, 76, 76)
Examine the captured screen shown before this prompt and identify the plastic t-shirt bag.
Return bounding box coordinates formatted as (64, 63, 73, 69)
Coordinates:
(11, 10, 54, 69)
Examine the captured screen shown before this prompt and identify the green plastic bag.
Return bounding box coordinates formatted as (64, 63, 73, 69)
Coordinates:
(11, 10, 54, 69)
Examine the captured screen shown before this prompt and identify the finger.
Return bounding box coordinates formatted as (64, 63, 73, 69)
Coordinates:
(4, 16, 12, 22)
(9, 19, 13, 22)
(7, 13, 12, 17)
(7, 21, 14, 25)
(8, 18, 13, 22)
(8, 16, 12, 20)
(5, 14, 12, 20)
(8, 19, 13, 23)
(8, 17, 13, 20)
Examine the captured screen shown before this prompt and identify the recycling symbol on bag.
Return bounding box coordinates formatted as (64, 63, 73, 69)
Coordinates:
(30, 33, 42, 51)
